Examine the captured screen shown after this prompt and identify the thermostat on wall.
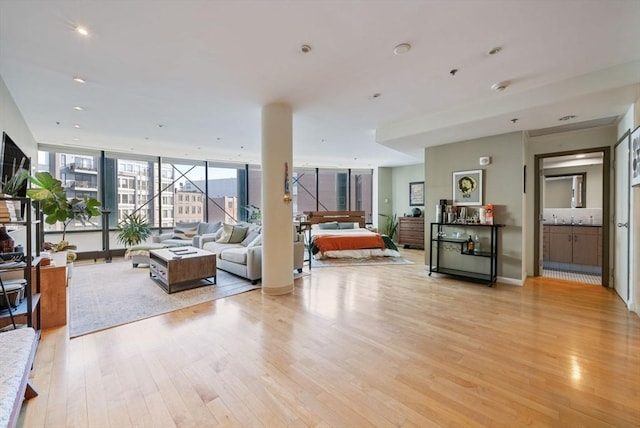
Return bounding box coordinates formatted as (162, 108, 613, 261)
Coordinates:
(479, 156, 491, 165)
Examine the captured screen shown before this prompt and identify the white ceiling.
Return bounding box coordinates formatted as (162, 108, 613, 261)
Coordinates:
(1, 0, 639, 168)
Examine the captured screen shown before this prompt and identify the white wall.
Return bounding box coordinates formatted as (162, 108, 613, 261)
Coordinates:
(1, 74, 38, 251)
(0, 74, 37, 161)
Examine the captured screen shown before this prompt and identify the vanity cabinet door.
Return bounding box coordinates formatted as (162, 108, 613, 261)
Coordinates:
(549, 226, 573, 264)
(572, 227, 599, 266)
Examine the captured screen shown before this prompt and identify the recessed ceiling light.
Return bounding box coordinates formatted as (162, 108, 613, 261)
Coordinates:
(73, 106, 84, 111)
(511, 118, 518, 123)
(558, 115, 577, 121)
(76, 26, 89, 36)
(73, 124, 80, 128)
(300, 44, 312, 53)
(393, 43, 411, 55)
(488, 46, 502, 55)
(491, 81, 510, 92)
(372, 93, 381, 98)
(72, 137, 80, 141)
(450, 68, 459, 76)
(73, 76, 86, 84)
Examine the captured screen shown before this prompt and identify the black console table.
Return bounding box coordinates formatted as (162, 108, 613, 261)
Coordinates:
(428, 222, 503, 286)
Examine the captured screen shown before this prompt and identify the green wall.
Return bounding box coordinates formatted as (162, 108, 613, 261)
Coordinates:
(425, 132, 525, 282)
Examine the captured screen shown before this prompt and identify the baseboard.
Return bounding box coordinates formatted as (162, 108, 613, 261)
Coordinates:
(498, 276, 524, 286)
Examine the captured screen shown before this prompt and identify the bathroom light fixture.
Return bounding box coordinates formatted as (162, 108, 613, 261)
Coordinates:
(393, 43, 411, 55)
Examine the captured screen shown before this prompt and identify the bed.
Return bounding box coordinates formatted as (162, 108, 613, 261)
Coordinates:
(304, 211, 400, 260)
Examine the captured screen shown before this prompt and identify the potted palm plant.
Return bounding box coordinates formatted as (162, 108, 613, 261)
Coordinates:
(116, 213, 152, 247)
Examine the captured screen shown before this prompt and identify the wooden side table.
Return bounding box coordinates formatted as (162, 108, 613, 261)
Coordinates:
(37, 265, 67, 329)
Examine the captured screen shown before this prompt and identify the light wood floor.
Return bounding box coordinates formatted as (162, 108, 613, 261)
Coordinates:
(21, 249, 640, 427)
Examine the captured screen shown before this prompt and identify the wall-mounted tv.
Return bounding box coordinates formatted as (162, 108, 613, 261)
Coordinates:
(1, 132, 31, 197)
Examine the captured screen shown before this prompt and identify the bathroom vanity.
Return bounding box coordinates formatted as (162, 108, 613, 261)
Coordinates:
(543, 224, 602, 273)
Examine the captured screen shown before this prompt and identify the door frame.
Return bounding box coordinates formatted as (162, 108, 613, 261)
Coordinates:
(613, 130, 631, 302)
(533, 146, 610, 286)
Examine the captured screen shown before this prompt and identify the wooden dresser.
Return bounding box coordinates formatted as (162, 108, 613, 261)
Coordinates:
(398, 216, 424, 249)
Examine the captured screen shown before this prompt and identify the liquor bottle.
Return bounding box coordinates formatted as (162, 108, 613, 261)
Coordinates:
(474, 234, 480, 254)
(467, 235, 474, 253)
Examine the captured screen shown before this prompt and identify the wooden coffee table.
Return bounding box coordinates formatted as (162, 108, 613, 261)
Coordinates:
(149, 246, 216, 293)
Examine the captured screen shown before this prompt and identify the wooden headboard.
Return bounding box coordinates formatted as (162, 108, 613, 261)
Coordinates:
(304, 211, 366, 228)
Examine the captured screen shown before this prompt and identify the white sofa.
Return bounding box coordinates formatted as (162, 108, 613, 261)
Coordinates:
(198, 223, 305, 284)
(152, 221, 222, 247)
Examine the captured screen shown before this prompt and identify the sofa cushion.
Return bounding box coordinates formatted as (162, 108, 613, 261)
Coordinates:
(219, 247, 248, 264)
(197, 221, 221, 236)
(202, 241, 242, 255)
(173, 221, 199, 240)
(247, 234, 261, 247)
(241, 230, 261, 247)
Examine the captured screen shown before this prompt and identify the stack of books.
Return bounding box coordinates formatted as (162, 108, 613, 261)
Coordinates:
(0, 196, 19, 223)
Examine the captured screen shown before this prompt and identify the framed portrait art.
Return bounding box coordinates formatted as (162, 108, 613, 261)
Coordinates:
(453, 169, 483, 206)
(409, 181, 424, 206)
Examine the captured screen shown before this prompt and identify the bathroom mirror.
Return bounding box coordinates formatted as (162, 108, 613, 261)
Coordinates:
(544, 173, 586, 208)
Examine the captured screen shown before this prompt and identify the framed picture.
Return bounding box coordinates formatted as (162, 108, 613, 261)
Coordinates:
(632, 126, 640, 187)
(453, 169, 483, 206)
(409, 181, 424, 206)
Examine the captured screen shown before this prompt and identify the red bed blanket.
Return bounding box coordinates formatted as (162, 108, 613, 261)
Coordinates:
(312, 234, 386, 253)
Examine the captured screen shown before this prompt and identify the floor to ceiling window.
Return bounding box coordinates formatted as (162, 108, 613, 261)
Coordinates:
(318, 169, 348, 211)
(350, 169, 373, 224)
(35, 145, 374, 251)
(36, 147, 103, 233)
(293, 168, 317, 215)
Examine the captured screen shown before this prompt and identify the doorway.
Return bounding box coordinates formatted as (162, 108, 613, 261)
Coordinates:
(613, 131, 631, 304)
(534, 147, 610, 286)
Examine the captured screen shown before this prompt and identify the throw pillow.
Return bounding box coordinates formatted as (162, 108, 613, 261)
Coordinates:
(229, 225, 249, 243)
(216, 224, 235, 244)
(241, 230, 260, 247)
(318, 222, 339, 230)
(173, 221, 199, 239)
(214, 227, 225, 241)
(338, 222, 355, 229)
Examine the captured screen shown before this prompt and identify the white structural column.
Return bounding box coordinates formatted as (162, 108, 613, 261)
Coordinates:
(261, 103, 294, 295)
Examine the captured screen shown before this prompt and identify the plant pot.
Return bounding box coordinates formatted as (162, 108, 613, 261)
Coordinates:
(66, 262, 73, 286)
(51, 250, 67, 267)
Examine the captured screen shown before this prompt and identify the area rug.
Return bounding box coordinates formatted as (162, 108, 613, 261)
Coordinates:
(310, 256, 413, 268)
(69, 260, 259, 338)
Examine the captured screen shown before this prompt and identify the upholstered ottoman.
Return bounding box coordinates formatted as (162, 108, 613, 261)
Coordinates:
(125, 243, 189, 267)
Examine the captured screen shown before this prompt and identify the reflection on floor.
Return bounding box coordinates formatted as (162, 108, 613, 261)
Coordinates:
(543, 268, 601, 285)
